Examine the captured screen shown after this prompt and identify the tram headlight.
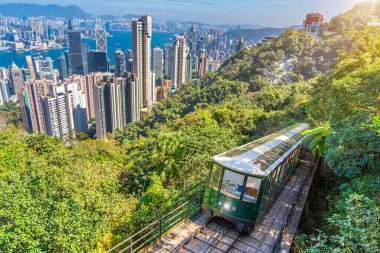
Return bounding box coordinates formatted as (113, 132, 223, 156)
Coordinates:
(223, 202, 230, 210)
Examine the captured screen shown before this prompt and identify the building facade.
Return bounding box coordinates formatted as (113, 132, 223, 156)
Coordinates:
(170, 35, 187, 90)
(152, 46, 163, 85)
(132, 16, 153, 108)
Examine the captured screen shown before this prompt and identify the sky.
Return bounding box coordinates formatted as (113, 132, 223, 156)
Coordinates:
(0, 0, 369, 27)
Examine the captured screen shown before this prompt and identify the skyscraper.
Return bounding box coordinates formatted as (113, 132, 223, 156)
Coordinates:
(18, 79, 52, 133)
(93, 77, 128, 139)
(198, 48, 208, 79)
(95, 25, 107, 53)
(64, 51, 73, 76)
(125, 49, 133, 73)
(114, 49, 126, 77)
(58, 55, 68, 80)
(164, 44, 172, 78)
(152, 47, 163, 85)
(68, 24, 87, 75)
(170, 35, 187, 90)
(185, 54, 193, 83)
(88, 51, 108, 73)
(0, 80, 10, 106)
(65, 82, 88, 133)
(9, 62, 24, 96)
(82, 44, 89, 75)
(132, 15, 153, 108)
(41, 82, 88, 139)
(126, 75, 140, 122)
(42, 92, 75, 139)
(187, 26, 197, 55)
(84, 72, 103, 120)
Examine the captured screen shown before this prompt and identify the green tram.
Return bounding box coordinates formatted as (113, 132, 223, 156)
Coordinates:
(203, 123, 309, 231)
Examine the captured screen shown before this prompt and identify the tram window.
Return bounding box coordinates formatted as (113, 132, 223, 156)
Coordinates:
(209, 164, 223, 190)
(220, 170, 245, 199)
(243, 177, 261, 203)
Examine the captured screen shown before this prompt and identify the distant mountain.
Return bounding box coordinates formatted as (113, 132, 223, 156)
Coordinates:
(225, 27, 289, 41)
(123, 14, 142, 20)
(224, 24, 264, 30)
(0, 3, 91, 19)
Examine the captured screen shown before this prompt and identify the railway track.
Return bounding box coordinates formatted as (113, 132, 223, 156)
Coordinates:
(171, 217, 245, 253)
(148, 151, 315, 253)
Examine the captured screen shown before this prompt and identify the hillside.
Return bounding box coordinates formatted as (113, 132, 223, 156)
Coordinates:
(0, 2, 379, 253)
(329, 1, 380, 32)
(0, 3, 91, 19)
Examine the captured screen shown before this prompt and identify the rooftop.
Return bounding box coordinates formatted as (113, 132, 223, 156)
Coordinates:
(213, 123, 309, 177)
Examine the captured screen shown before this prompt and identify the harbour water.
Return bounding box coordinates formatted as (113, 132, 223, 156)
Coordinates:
(0, 31, 174, 69)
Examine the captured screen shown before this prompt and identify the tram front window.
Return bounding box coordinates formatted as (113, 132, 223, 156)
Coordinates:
(243, 177, 261, 203)
(220, 170, 244, 199)
(209, 164, 223, 190)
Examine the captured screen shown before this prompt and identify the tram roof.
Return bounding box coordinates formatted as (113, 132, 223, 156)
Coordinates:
(213, 123, 309, 177)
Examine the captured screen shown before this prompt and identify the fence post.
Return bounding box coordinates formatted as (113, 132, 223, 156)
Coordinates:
(129, 237, 133, 253)
(159, 217, 162, 240)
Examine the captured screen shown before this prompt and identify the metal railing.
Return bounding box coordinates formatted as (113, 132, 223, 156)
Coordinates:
(106, 183, 206, 253)
(272, 151, 317, 253)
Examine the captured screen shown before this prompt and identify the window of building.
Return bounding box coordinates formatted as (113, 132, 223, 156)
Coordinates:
(220, 170, 245, 199)
(209, 164, 223, 190)
(243, 177, 262, 203)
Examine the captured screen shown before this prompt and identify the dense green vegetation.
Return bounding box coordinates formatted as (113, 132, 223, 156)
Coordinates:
(0, 101, 22, 127)
(0, 2, 379, 252)
(328, 1, 380, 32)
(294, 26, 380, 252)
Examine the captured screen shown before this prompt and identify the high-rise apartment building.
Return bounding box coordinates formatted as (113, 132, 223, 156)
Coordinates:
(18, 79, 52, 133)
(132, 15, 153, 108)
(9, 61, 24, 96)
(114, 49, 126, 77)
(41, 93, 74, 139)
(92, 75, 141, 139)
(93, 77, 129, 139)
(33, 56, 56, 81)
(170, 35, 187, 90)
(64, 82, 88, 133)
(152, 47, 163, 85)
(126, 75, 140, 122)
(84, 72, 103, 120)
(41, 82, 88, 139)
(0, 80, 10, 106)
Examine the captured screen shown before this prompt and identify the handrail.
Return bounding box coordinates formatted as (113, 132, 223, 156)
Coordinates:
(106, 183, 206, 253)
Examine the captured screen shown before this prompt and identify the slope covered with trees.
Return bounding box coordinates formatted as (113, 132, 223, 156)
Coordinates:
(0, 2, 379, 252)
(328, 1, 380, 32)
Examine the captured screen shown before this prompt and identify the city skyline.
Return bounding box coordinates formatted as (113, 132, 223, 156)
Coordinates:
(0, 0, 366, 27)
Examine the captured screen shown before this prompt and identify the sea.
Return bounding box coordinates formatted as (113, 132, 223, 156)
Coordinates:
(0, 31, 174, 69)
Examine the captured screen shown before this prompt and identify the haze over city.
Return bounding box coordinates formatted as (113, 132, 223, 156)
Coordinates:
(0, 0, 366, 26)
